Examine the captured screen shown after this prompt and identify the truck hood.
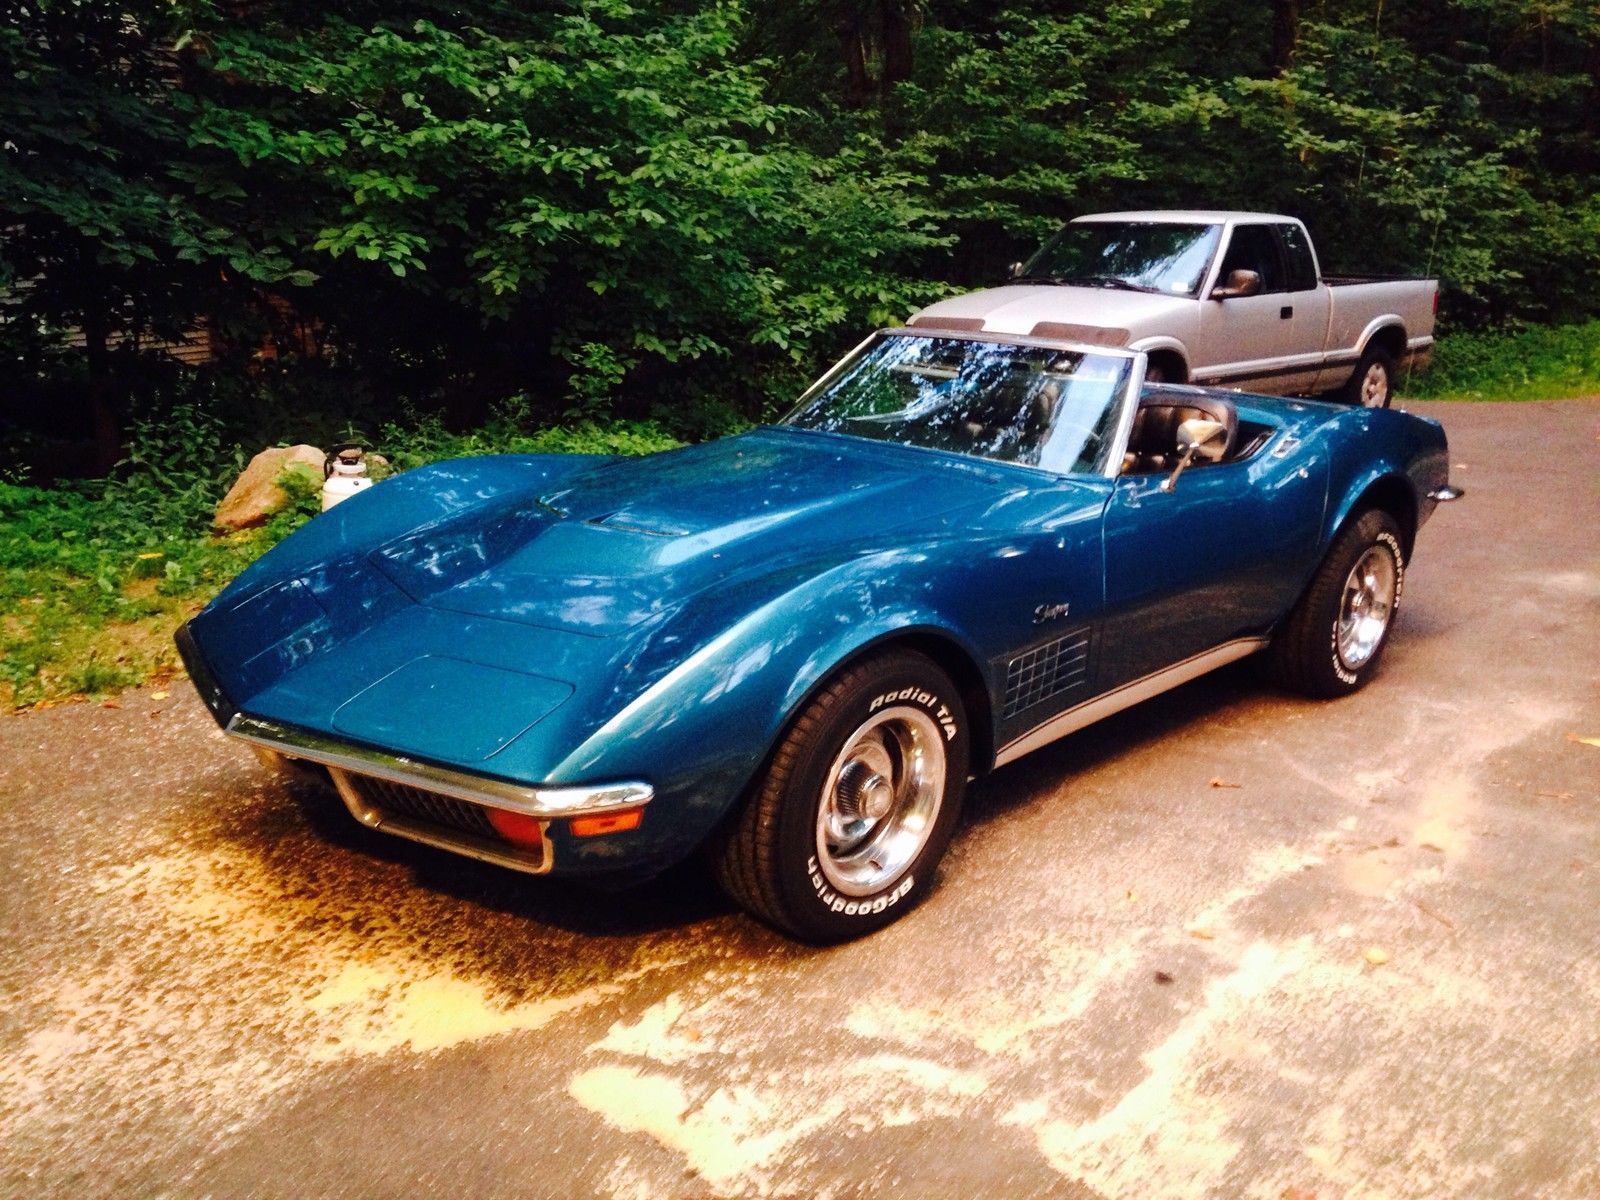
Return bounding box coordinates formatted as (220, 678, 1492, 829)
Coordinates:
(370, 428, 1010, 637)
(912, 284, 1196, 341)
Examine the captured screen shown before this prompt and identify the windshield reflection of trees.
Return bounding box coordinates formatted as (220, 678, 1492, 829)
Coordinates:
(788, 336, 1126, 475)
(1032, 223, 1219, 294)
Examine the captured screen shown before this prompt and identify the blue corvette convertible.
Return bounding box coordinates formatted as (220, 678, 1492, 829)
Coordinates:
(178, 329, 1460, 941)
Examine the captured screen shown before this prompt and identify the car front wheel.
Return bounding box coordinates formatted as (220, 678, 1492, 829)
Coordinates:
(714, 650, 969, 942)
(1267, 509, 1405, 698)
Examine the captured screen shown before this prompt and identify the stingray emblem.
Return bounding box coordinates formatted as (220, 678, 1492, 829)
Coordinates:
(1033, 601, 1071, 624)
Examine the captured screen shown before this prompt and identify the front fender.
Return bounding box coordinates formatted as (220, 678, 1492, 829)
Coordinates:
(1127, 334, 1191, 372)
(542, 552, 987, 871)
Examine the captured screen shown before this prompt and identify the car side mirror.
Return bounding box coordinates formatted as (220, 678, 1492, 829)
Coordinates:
(1160, 418, 1229, 492)
(1007, 261, 1025, 281)
(1209, 269, 1261, 300)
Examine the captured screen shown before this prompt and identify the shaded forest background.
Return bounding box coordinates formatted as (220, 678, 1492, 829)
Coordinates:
(4, 0, 1599, 476)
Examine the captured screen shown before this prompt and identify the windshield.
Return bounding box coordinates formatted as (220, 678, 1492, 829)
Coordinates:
(1025, 221, 1222, 296)
(782, 333, 1133, 476)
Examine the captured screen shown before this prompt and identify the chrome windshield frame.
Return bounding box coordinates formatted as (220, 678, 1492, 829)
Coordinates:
(779, 327, 1147, 482)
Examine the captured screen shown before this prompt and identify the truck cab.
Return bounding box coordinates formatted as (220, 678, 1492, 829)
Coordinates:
(909, 211, 1438, 407)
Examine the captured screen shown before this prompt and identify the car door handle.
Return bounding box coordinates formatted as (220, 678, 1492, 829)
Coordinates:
(1280, 305, 1293, 319)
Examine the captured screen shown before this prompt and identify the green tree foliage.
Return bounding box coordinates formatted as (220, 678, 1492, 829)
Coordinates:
(753, 0, 1600, 323)
(2, 0, 1597, 461)
(180, 0, 948, 420)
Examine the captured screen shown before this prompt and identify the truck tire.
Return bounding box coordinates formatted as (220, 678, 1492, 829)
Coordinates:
(1342, 345, 1395, 408)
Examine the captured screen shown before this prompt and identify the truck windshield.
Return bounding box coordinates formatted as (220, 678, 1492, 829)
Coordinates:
(782, 333, 1132, 476)
(1025, 221, 1221, 296)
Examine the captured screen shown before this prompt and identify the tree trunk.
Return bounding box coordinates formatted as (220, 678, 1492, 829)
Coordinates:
(880, 0, 914, 89)
(1271, 0, 1299, 72)
(80, 307, 123, 476)
(841, 23, 872, 108)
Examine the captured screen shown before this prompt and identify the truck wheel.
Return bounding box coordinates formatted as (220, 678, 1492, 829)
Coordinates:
(1343, 346, 1395, 408)
(1267, 509, 1404, 698)
(713, 650, 968, 943)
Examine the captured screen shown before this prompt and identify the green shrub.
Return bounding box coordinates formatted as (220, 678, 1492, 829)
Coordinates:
(1408, 321, 1600, 402)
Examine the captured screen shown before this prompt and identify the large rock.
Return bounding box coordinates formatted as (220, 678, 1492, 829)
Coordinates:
(213, 444, 325, 532)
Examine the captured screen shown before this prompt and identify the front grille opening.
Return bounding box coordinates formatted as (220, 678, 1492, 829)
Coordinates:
(353, 776, 501, 840)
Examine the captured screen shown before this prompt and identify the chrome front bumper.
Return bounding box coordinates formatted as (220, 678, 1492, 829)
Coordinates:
(226, 715, 652, 876)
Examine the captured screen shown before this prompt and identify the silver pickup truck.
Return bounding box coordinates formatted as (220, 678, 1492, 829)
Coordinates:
(909, 210, 1437, 407)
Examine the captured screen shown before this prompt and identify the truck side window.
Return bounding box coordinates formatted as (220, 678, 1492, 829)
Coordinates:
(1217, 224, 1286, 294)
(1276, 224, 1319, 291)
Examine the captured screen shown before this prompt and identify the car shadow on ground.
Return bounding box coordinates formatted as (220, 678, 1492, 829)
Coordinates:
(212, 629, 1436, 954)
(961, 658, 1274, 825)
(274, 772, 761, 943)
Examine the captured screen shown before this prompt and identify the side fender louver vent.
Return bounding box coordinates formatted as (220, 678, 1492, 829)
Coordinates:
(1003, 628, 1091, 719)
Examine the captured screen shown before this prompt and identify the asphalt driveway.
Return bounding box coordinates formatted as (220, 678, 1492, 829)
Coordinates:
(2, 398, 1596, 1200)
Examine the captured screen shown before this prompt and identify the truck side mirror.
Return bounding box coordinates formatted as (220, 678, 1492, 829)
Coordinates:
(1210, 269, 1261, 300)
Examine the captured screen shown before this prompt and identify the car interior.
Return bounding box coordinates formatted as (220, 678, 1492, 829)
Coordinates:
(1120, 387, 1273, 475)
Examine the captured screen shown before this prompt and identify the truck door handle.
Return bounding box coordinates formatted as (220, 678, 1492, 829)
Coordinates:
(1280, 305, 1293, 319)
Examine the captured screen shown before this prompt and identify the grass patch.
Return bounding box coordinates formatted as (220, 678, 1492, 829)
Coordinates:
(1405, 320, 1600, 401)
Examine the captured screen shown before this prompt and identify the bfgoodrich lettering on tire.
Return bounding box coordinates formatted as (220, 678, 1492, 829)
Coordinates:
(713, 649, 969, 942)
(1268, 508, 1405, 698)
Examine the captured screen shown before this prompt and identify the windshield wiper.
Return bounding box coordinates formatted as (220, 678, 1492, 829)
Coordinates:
(1032, 274, 1160, 294)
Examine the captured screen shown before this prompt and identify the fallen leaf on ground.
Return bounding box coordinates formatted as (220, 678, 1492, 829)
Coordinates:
(1419, 842, 1444, 853)
(101, 699, 121, 710)
(150, 691, 169, 701)
(1124, 889, 1139, 903)
(1187, 925, 1215, 940)
(1153, 971, 1174, 985)
(1208, 777, 1242, 789)
(1282, 1188, 1318, 1200)
(1536, 790, 1574, 800)
(1363, 946, 1390, 967)
(1566, 733, 1600, 748)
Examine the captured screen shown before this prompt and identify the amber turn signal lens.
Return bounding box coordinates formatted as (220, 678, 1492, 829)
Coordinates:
(569, 808, 644, 838)
(487, 808, 547, 846)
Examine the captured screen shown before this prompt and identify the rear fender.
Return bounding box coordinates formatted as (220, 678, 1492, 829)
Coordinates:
(1318, 410, 1448, 557)
(1355, 317, 1407, 360)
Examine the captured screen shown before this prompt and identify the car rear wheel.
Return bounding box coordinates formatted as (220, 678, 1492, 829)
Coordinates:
(1267, 509, 1405, 698)
(1343, 346, 1395, 408)
(713, 650, 969, 942)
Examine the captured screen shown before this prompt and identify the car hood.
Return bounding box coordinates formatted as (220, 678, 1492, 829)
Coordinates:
(369, 428, 1010, 637)
(912, 284, 1195, 341)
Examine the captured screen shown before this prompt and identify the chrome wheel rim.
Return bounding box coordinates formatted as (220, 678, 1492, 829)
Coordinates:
(1359, 362, 1389, 407)
(815, 706, 946, 897)
(1337, 545, 1398, 670)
